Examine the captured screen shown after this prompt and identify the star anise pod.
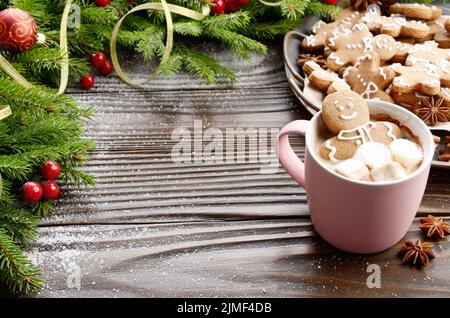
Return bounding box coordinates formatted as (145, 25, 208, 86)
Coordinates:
(420, 215, 450, 239)
(400, 240, 435, 267)
(415, 96, 450, 126)
(298, 53, 328, 70)
(350, 0, 378, 11)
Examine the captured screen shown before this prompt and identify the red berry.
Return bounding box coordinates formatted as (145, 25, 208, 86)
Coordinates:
(225, 0, 239, 12)
(23, 182, 43, 204)
(42, 181, 60, 201)
(90, 51, 107, 69)
(99, 60, 113, 75)
(235, 0, 249, 6)
(323, 0, 337, 5)
(41, 160, 61, 180)
(80, 73, 95, 90)
(211, 0, 225, 15)
(95, 0, 110, 7)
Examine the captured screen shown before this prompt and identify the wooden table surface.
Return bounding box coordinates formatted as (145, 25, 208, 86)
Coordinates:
(25, 41, 450, 298)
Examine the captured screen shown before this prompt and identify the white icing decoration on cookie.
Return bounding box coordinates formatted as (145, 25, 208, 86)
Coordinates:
(324, 140, 338, 162)
(379, 68, 387, 80)
(329, 53, 345, 65)
(305, 35, 315, 47)
(362, 37, 373, 52)
(383, 122, 397, 141)
(337, 122, 376, 144)
(340, 111, 357, 120)
(312, 21, 326, 33)
(362, 82, 379, 99)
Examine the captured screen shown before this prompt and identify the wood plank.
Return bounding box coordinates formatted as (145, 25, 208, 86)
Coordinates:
(20, 41, 450, 297)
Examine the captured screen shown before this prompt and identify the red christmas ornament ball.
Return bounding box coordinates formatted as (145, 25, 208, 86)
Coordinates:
(95, 0, 110, 7)
(211, 0, 226, 15)
(323, 0, 337, 5)
(23, 181, 43, 203)
(41, 160, 61, 180)
(42, 181, 60, 201)
(80, 73, 95, 90)
(0, 8, 37, 52)
(225, 0, 240, 13)
(99, 60, 113, 75)
(91, 51, 107, 69)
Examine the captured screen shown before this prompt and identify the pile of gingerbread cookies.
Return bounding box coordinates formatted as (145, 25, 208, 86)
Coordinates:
(299, 2, 450, 127)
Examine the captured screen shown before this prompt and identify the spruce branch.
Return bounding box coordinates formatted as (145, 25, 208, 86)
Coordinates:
(0, 208, 38, 243)
(0, 227, 43, 294)
(178, 46, 238, 84)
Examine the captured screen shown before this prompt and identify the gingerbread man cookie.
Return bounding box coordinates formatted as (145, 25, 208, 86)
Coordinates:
(303, 61, 351, 92)
(343, 51, 395, 101)
(390, 61, 450, 95)
(405, 40, 450, 65)
(302, 8, 364, 52)
(302, 21, 341, 52)
(319, 91, 401, 161)
(389, 3, 442, 21)
(361, 5, 430, 39)
(326, 23, 396, 71)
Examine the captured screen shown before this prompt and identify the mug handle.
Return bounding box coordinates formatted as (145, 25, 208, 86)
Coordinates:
(277, 120, 309, 189)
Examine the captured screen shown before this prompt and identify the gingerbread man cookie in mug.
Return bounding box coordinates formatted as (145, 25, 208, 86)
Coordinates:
(319, 91, 401, 161)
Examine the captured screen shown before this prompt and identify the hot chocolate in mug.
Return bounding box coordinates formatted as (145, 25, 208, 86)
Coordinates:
(277, 100, 434, 254)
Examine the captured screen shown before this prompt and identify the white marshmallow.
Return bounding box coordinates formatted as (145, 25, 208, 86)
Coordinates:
(389, 139, 423, 171)
(335, 159, 370, 181)
(353, 142, 392, 169)
(370, 162, 407, 182)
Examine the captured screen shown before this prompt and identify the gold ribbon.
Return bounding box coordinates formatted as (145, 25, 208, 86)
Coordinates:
(58, 0, 72, 95)
(110, 1, 208, 86)
(258, 0, 283, 6)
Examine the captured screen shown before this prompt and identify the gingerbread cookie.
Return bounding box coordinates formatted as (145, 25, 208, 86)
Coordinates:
(445, 17, 450, 33)
(361, 6, 430, 39)
(321, 90, 369, 134)
(302, 21, 341, 52)
(389, 3, 442, 21)
(405, 40, 450, 65)
(390, 91, 422, 110)
(303, 60, 350, 92)
(319, 121, 401, 161)
(343, 51, 395, 99)
(390, 62, 450, 96)
(302, 9, 365, 52)
(319, 91, 402, 162)
(326, 23, 396, 71)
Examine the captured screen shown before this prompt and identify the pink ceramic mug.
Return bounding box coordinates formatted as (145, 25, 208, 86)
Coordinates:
(277, 100, 434, 254)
